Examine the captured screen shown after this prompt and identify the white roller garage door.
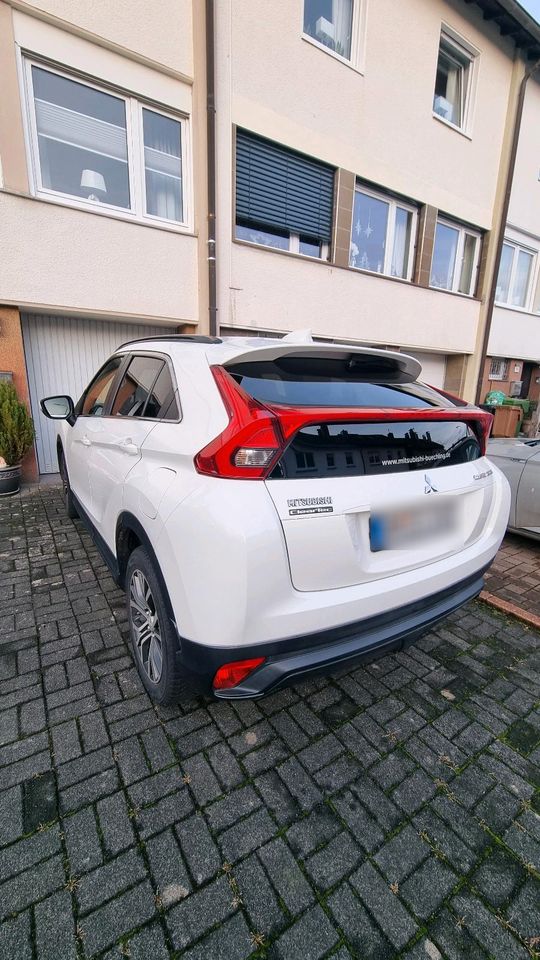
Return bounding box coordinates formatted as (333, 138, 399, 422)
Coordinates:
(22, 314, 168, 473)
(410, 351, 447, 389)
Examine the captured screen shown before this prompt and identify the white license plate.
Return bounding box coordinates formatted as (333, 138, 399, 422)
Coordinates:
(370, 500, 457, 551)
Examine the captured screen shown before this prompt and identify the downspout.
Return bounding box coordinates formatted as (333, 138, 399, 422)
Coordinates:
(475, 56, 540, 404)
(206, 0, 218, 336)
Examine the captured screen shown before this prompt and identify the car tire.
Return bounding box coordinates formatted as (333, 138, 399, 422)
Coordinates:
(125, 546, 199, 705)
(59, 451, 78, 519)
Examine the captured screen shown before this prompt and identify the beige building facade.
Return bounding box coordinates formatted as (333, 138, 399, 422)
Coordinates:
(0, 0, 539, 475)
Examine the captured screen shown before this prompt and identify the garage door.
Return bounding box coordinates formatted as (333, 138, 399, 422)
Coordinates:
(22, 314, 167, 473)
(410, 352, 447, 389)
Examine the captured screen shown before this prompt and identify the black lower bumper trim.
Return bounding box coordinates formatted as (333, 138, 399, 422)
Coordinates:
(176, 568, 487, 699)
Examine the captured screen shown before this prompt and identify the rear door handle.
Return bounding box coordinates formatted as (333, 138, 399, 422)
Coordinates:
(118, 438, 140, 456)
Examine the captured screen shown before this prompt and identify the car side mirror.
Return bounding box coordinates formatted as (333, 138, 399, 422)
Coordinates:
(40, 395, 76, 425)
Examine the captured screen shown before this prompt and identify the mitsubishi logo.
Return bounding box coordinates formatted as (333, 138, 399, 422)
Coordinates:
(424, 474, 438, 494)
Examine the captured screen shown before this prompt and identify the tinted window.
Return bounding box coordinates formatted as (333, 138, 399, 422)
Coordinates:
(111, 356, 164, 417)
(144, 364, 179, 420)
(272, 421, 481, 479)
(80, 357, 122, 417)
(228, 356, 454, 409)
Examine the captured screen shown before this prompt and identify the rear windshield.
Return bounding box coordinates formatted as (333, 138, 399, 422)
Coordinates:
(271, 421, 481, 479)
(227, 356, 455, 409)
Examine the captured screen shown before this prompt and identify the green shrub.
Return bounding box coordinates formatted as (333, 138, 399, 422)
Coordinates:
(0, 382, 35, 466)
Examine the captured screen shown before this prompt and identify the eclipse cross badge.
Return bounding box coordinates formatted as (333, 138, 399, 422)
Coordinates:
(424, 474, 438, 494)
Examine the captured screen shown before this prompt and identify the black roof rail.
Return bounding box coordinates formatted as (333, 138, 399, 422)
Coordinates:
(118, 334, 222, 348)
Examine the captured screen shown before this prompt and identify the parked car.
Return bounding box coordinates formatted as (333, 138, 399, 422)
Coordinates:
(487, 437, 540, 540)
(40, 333, 510, 704)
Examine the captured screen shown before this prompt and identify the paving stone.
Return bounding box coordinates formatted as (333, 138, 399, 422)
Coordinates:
(277, 757, 322, 811)
(207, 741, 244, 790)
(77, 847, 147, 913)
(0, 784, 23, 845)
(370, 750, 416, 790)
(451, 892, 529, 960)
(333, 788, 384, 852)
(393, 769, 437, 814)
(104, 922, 170, 960)
(414, 809, 476, 873)
(60, 767, 119, 813)
(166, 875, 234, 950)
(97, 790, 135, 855)
(350, 861, 417, 950)
(146, 828, 191, 906)
(219, 808, 276, 863)
(81, 880, 156, 956)
(0, 912, 33, 960)
(0, 855, 64, 921)
(401, 856, 457, 919)
(286, 805, 341, 858)
(235, 853, 286, 936)
(63, 807, 102, 875)
(328, 883, 394, 960)
(258, 837, 315, 914)
(374, 824, 428, 883)
(475, 784, 522, 833)
(137, 787, 194, 838)
(206, 785, 261, 832)
(181, 912, 253, 960)
(183, 753, 223, 806)
(269, 904, 339, 960)
(255, 770, 300, 826)
(507, 878, 540, 941)
(34, 889, 77, 960)
(305, 830, 362, 889)
(472, 847, 524, 908)
(176, 813, 221, 885)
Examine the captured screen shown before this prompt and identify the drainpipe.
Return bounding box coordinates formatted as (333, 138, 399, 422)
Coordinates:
(206, 0, 218, 336)
(475, 57, 540, 404)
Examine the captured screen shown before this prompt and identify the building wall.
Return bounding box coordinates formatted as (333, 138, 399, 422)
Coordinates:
(506, 76, 540, 238)
(215, 0, 517, 364)
(0, 2, 200, 326)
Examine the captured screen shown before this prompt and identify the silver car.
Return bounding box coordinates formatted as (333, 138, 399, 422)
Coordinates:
(487, 438, 540, 540)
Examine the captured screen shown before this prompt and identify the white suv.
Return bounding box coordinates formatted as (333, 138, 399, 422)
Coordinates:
(41, 333, 510, 704)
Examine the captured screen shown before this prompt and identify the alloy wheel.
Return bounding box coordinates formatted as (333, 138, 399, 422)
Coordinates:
(129, 569, 163, 683)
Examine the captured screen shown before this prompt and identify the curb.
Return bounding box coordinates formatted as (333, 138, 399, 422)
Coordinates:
(479, 589, 540, 630)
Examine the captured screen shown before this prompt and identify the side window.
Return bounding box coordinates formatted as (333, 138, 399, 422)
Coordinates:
(111, 356, 164, 418)
(144, 363, 179, 420)
(80, 356, 123, 417)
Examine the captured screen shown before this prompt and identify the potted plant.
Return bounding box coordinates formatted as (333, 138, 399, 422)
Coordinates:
(0, 381, 35, 496)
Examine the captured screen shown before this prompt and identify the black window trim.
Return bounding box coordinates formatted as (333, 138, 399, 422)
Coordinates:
(76, 351, 182, 423)
(106, 351, 182, 423)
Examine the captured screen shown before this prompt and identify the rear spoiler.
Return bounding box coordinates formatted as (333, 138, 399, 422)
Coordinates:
(220, 343, 422, 385)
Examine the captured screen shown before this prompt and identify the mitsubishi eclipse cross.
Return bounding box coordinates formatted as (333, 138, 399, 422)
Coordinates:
(40, 332, 510, 704)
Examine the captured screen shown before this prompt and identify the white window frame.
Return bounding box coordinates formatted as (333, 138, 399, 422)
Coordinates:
(349, 185, 418, 282)
(433, 25, 479, 137)
(301, 0, 367, 73)
(235, 222, 330, 261)
(488, 358, 509, 381)
(21, 56, 191, 232)
(495, 238, 537, 311)
(430, 218, 481, 297)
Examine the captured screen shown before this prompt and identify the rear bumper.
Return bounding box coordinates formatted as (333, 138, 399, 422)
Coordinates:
(175, 567, 487, 699)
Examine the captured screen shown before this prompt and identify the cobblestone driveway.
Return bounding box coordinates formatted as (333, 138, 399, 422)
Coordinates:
(1, 483, 539, 960)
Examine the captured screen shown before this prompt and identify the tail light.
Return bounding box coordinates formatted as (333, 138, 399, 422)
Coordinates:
(194, 367, 285, 479)
(213, 657, 266, 690)
(194, 365, 494, 479)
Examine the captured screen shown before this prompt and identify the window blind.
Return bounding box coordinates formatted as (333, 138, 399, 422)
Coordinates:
(236, 129, 334, 241)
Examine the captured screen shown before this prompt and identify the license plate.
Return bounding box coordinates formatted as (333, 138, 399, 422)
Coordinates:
(369, 500, 456, 552)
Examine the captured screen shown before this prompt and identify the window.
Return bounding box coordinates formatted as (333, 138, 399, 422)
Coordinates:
(489, 358, 509, 381)
(25, 61, 188, 227)
(430, 219, 480, 296)
(112, 355, 179, 419)
(495, 241, 536, 309)
(349, 187, 416, 280)
(433, 28, 477, 132)
(235, 130, 334, 260)
(303, 0, 354, 60)
(80, 357, 123, 417)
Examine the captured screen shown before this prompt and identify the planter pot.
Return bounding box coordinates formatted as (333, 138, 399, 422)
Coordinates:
(0, 463, 21, 496)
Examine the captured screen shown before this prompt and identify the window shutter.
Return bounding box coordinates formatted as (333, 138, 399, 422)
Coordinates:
(236, 129, 334, 241)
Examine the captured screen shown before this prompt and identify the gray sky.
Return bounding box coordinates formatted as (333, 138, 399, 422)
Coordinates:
(519, 0, 540, 24)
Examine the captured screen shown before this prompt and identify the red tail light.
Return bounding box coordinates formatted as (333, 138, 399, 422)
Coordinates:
(213, 657, 266, 690)
(194, 365, 494, 478)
